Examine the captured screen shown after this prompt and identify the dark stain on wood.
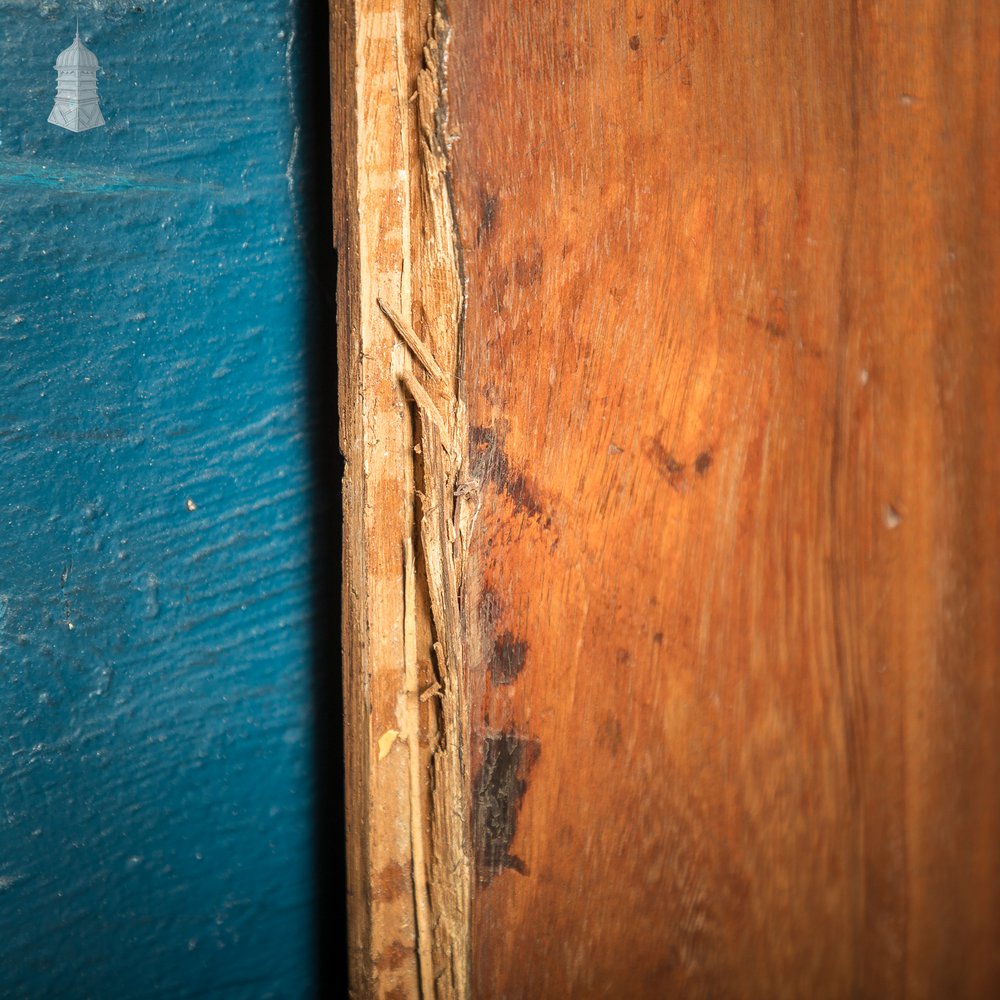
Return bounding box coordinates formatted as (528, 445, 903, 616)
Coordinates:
(378, 941, 411, 972)
(474, 731, 541, 885)
(513, 240, 543, 287)
(765, 293, 788, 339)
(470, 424, 546, 520)
(645, 437, 687, 492)
(598, 716, 624, 755)
(373, 861, 410, 903)
(477, 584, 503, 632)
(490, 630, 528, 684)
(477, 192, 499, 246)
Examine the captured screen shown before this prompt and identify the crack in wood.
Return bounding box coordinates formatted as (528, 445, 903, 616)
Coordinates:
(393, 8, 472, 1000)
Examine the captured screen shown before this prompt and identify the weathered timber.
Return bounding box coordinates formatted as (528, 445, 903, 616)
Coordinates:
(335, 1, 1000, 997)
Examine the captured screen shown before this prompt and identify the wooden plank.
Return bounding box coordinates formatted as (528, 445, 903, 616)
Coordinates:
(331, 2, 471, 996)
(444, 1, 1000, 997)
(335, 0, 1000, 996)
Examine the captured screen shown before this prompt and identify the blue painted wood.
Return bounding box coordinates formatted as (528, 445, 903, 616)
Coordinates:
(0, 2, 321, 996)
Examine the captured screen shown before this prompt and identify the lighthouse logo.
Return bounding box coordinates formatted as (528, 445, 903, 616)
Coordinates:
(48, 21, 106, 133)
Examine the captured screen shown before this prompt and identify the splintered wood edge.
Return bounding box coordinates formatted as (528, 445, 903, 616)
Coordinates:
(332, 2, 471, 998)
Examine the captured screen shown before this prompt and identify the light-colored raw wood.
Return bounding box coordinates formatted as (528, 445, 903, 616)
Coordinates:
(331, 1, 470, 997)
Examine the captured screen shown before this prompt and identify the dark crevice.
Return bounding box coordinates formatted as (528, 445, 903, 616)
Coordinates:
(297, 0, 347, 993)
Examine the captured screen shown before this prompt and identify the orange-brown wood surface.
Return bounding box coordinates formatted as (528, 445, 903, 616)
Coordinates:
(444, 1, 1000, 997)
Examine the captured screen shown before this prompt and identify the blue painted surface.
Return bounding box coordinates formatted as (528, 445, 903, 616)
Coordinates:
(0, 2, 319, 996)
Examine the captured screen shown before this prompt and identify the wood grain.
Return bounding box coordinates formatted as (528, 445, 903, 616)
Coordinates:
(445, 1, 1000, 997)
(332, 2, 471, 996)
(335, 0, 1000, 996)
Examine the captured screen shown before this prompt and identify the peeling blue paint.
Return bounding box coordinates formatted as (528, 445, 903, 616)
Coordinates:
(0, 2, 317, 997)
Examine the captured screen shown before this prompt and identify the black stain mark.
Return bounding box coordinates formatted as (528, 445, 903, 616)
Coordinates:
(694, 451, 713, 475)
(645, 437, 687, 492)
(470, 425, 547, 520)
(474, 731, 541, 885)
(491, 630, 528, 684)
(479, 587, 528, 684)
(477, 192, 499, 246)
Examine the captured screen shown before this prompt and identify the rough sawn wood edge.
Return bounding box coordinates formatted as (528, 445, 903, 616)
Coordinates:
(330, 2, 472, 997)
